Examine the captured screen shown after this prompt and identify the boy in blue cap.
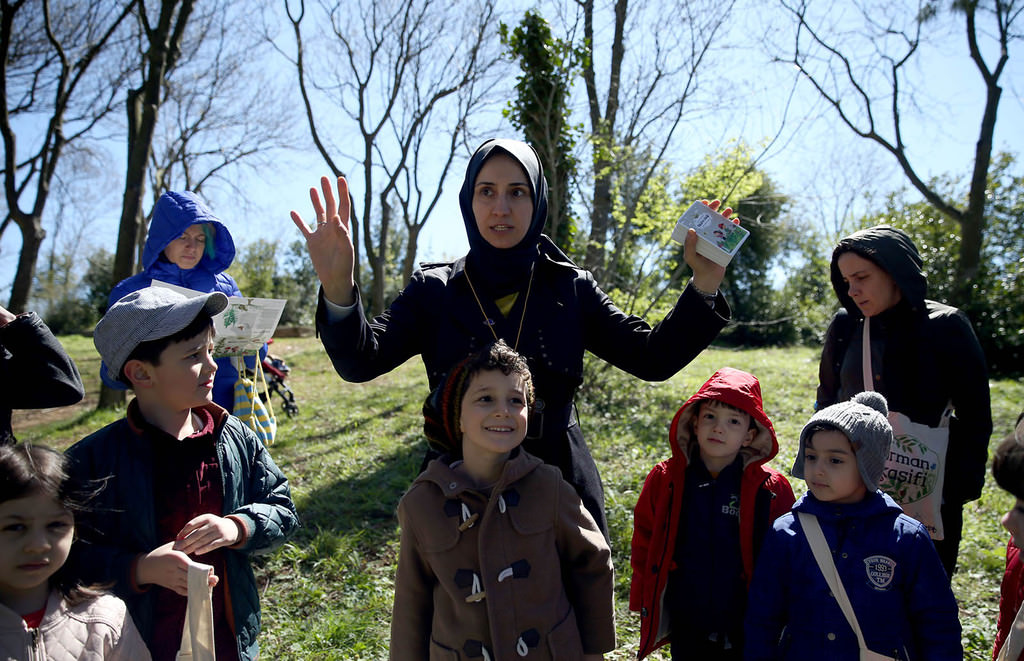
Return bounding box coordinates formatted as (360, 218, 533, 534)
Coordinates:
(67, 286, 298, 661)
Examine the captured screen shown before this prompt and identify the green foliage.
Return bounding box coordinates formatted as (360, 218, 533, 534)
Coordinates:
(277, 240, 320, 326)
(500, 11, 582, 253)
(585, 143, 791, 336)
(672, 143, 793, 345)
(776, 230, 841, 345)
(228, 239, 319, 326)
(42, 297, 98, 335)
(32, 246, 113, 334)
(604, 155, 686, 296)
(82, 249, 115, 316)
(231, 239, 278, 298)
(22, 338, 1020, 659)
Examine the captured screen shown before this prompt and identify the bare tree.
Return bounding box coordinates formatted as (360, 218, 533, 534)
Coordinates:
(142, 0, 296, 261)
(574, 0, 736, 281)
(98, 0, 196, 409)
(109, 0, 196, 296)
(0, 0, 136, 312)
(772, 0, 1021, 304)
(283, 0, 502, 315)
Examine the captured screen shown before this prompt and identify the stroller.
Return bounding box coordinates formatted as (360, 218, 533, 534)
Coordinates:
(258, 341, 299, 417)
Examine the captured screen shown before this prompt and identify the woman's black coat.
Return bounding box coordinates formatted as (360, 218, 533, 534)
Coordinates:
(316, 238, 729, 534)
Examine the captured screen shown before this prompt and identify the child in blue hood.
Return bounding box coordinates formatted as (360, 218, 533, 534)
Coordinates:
(106, 191, 263, 412)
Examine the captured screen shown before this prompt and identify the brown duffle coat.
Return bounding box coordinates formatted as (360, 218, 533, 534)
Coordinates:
(390, 449, 615, 660)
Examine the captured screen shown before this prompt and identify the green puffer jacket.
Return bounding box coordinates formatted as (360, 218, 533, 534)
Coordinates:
(66, 405, 299, 661)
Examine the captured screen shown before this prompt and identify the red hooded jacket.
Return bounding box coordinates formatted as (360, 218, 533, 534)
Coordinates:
(995, 539, 1024, 661)
(629, 367, 795, 659)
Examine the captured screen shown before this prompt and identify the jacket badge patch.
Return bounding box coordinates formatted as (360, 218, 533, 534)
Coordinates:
(863, 555, 896, 590)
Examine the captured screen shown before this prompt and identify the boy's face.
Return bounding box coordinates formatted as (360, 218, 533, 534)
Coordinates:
(0, 491, 74, 609)
(1002, 499, 1024, 547)
(129, 328, 217, 412)
(459, 368, 529, 466)
(803, 430, 868, 504)
(693, 400, 755, 472)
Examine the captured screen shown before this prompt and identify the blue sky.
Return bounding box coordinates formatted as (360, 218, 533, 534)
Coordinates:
(2, 1, 1021, 296)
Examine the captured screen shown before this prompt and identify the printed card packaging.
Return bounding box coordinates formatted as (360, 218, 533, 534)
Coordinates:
(670, 200, 749, 266)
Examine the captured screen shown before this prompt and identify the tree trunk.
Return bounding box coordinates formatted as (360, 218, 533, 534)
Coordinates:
(100, 0, 196, 410)
(580, 0, 626, 279)
(402, 224, 422, 285)
(585, 158, 614, 278)
(956, 23, 1003, 305)
(7, 220, 44, 313)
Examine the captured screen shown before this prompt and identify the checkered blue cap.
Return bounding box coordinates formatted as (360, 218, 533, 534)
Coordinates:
(95, 286, 228, 381)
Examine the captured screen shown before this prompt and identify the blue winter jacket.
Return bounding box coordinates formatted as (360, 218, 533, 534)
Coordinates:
(106, 191, 262, 411)
(744, 491, 961, 661)
(65, 403, 299, 661)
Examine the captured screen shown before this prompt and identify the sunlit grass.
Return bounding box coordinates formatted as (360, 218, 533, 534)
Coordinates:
(15, 337, 1019, 660)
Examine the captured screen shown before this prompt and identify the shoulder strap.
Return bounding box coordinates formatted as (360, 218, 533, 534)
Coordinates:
(861, 318, 874, 393)
(797, 512, 869, 651)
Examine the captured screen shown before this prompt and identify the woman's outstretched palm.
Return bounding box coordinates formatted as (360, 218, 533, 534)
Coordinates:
(290, 175, 356, 306)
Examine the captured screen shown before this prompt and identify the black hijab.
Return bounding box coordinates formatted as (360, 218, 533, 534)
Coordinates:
(458, 139, 549, 295)
(829, 224, 928, 318)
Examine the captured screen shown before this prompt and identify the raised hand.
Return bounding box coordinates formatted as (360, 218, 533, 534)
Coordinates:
(290, 176, 356, 306)
(683, 199, 736, 294)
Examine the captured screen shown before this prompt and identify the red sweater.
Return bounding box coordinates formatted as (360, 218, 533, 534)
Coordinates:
(130, 403, 240, 661)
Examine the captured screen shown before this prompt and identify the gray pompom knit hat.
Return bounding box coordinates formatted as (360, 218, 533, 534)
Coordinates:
(792, 391, 893, 491)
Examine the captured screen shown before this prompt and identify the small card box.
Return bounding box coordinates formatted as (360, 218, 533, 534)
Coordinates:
(670, 201, 749, 266)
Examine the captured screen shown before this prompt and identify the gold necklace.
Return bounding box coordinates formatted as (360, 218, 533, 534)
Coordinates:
(464, 262, 535, 352)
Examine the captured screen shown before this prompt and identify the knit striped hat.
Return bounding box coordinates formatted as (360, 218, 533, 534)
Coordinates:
(422, 340, 535, 456)
(793, 391, 893, 491)
(422, 354, 476, 455)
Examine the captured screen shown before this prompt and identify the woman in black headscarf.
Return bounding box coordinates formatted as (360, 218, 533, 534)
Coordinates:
(291, 139, 734, 535)
(816, 224, 992, 579)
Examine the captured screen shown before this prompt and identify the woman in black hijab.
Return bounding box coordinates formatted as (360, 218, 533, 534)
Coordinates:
(816, 224, 991, 578)
(292, 138, 734, 536)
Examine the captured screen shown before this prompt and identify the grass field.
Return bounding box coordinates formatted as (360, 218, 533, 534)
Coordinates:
(14, 335, 1023, 660)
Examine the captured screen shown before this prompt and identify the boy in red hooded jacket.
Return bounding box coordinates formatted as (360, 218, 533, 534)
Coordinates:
(629, 367, 794, 660)
(992, 411, 1024, 661)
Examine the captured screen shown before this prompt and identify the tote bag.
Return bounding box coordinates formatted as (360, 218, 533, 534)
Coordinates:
(861, 319, 950, 539)
(176, 561, 216, 661)
(232, 356, 277, 445)
(799, 513, 897, 661)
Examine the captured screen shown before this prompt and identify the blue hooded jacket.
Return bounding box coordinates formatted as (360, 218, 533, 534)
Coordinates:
(744, 490, 962, 660)
(106, 191, 258, 411)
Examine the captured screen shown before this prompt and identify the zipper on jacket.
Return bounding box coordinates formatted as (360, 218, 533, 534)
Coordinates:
(29, 628, 41, 661)
(640, 481, 674, 658)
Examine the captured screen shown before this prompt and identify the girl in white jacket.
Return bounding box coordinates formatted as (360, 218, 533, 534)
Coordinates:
(0, 443, 151, 660)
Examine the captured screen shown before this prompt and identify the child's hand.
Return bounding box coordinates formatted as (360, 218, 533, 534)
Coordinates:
(137, 541, 220, 595)
(174, 514, 243, 556)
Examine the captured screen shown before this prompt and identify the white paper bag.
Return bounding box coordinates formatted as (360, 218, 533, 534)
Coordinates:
(176, 561, 216, 661)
